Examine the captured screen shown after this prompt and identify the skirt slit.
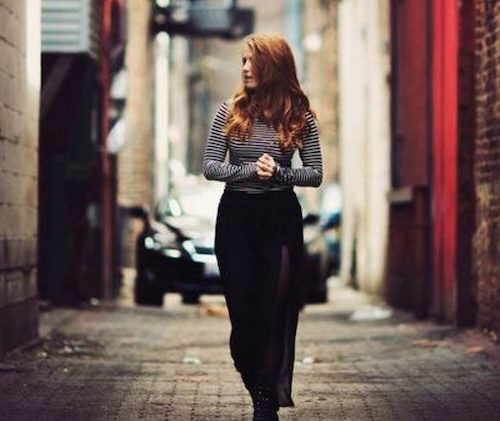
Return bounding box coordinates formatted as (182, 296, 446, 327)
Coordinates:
(214, 189, 304, 408)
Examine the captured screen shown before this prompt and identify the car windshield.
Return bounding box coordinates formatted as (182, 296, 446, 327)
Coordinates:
(157, 180, 224, 221)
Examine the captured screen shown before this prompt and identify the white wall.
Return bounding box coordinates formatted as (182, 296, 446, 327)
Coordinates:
(338, 0, 391, 294)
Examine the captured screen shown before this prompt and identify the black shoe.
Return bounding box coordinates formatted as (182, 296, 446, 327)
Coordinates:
(251, 385, 279, 421)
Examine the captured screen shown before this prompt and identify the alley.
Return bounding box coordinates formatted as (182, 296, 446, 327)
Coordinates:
(1, 279, 500, 421)
(2, 1, 500, 419)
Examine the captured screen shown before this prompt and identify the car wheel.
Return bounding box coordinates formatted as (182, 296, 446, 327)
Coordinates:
(182, 292, 201, 305)
(135, 276, 164, 306)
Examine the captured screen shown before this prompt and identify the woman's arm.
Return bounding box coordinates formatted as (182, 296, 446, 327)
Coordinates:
(272, 112, 323, 187)
(202, 102, 258, 183)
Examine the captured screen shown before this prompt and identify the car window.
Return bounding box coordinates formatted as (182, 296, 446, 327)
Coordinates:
(157, 185, 223, 221)
(178, 189, 222, 219)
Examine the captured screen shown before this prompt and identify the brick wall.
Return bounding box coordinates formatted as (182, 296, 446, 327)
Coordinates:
(298, 0, 339, 213)
(303, 0, 338, 185)
(118, 0, 153, 208)
(0, 0, 40, 356)
(118, 0, 153, 267)
(473, 0, 500, 338)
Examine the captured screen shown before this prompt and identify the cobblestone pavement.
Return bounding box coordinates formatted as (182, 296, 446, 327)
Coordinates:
(1, 278, 500, 421)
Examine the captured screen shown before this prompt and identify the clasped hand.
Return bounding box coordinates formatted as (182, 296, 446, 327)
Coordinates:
(256, 153, 276, 181)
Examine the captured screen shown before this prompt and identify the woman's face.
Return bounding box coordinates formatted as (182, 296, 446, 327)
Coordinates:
(242, 46, 258, 89)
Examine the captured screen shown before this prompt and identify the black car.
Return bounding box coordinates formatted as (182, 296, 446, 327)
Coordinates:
(298, 199, 333, 303)
(131, 182, 331, 306)
(132, 184, 222, 306)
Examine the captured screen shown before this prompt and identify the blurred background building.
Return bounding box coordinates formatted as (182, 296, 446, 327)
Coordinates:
(1, 0, 500, 357)
(338, 0, 391, 297)
(38, 0, 126, 306)
(383, 0, 497, 334)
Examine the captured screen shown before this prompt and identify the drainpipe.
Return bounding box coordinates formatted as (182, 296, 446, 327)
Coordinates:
(154, 32, 171, 201)
(100, 0, 114, 297)
(286, 0, 304, 81)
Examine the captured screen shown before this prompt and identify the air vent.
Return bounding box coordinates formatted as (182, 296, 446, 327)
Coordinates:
(42, 0, 101, 59)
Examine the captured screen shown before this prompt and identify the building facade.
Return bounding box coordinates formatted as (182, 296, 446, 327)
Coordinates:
(38, 0, 125, 304)
(473, 0, 500, 338)
(0, 0, 41, 356)
(303, 0, 338, 186)
(117, 0, 154, 267)
(386, 0, 500, 339)
(385, 0, 434, 317)
(338, 0, 391, 295)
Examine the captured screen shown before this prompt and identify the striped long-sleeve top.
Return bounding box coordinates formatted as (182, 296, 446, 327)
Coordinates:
(202, 101, 323, 193)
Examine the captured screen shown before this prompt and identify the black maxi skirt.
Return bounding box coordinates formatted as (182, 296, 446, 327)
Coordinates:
(214, 188, 304, 408)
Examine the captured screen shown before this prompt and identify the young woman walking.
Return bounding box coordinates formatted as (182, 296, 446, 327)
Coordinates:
(203, 33, 323, 420)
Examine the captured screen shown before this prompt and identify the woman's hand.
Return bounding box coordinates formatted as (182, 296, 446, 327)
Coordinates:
(256, 153, 276, 181)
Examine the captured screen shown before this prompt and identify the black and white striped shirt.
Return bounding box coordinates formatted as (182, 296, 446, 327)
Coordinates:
(203, 101, 323, 193)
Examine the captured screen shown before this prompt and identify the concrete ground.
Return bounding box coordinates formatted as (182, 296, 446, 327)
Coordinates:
(1, 275, 500, 421)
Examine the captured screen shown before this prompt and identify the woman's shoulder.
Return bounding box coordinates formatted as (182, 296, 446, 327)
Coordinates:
(216, 99, 233, 115)
(303, 109, 317, 132)
(303, 108, 316, 121)
(212, 100, 232, 121)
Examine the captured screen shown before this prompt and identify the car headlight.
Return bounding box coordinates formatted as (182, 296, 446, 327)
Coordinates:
(186, 239, 219, 277)
(144, 237, 159, 250)
(182, 240, 197, 256)
(144, 234, 174, 251)
(143, 227, 182, 257)
(158, 239, 194, 259)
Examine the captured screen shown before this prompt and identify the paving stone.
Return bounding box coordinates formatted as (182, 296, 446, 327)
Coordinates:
(0, 282, 499, 420)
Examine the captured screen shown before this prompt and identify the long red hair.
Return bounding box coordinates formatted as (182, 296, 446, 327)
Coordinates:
(224, 34, 315, 150)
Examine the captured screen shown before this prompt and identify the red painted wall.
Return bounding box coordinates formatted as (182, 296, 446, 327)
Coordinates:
(431, 0, 458, 321)
(387, 0, 433, 318)
(391, 1, 430, 187)
(389, 0, 460, 322)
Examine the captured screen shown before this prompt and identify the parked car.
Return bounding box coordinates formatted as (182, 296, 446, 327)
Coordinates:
(301, 210, 331, 303)
(132, 182, 222, 306)
(131, 180, 332, 306)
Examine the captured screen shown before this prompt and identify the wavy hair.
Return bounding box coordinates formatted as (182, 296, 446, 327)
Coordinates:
(224, 34, 315, 150)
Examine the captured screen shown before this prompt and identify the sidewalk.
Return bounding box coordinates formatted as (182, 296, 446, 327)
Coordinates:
(1, 277, 500, 420)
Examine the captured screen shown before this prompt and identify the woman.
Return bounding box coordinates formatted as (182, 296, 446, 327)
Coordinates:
(203, 34, 323, 420)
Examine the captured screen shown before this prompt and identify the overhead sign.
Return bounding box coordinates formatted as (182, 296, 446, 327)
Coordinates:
(151, 0, 254, 39)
